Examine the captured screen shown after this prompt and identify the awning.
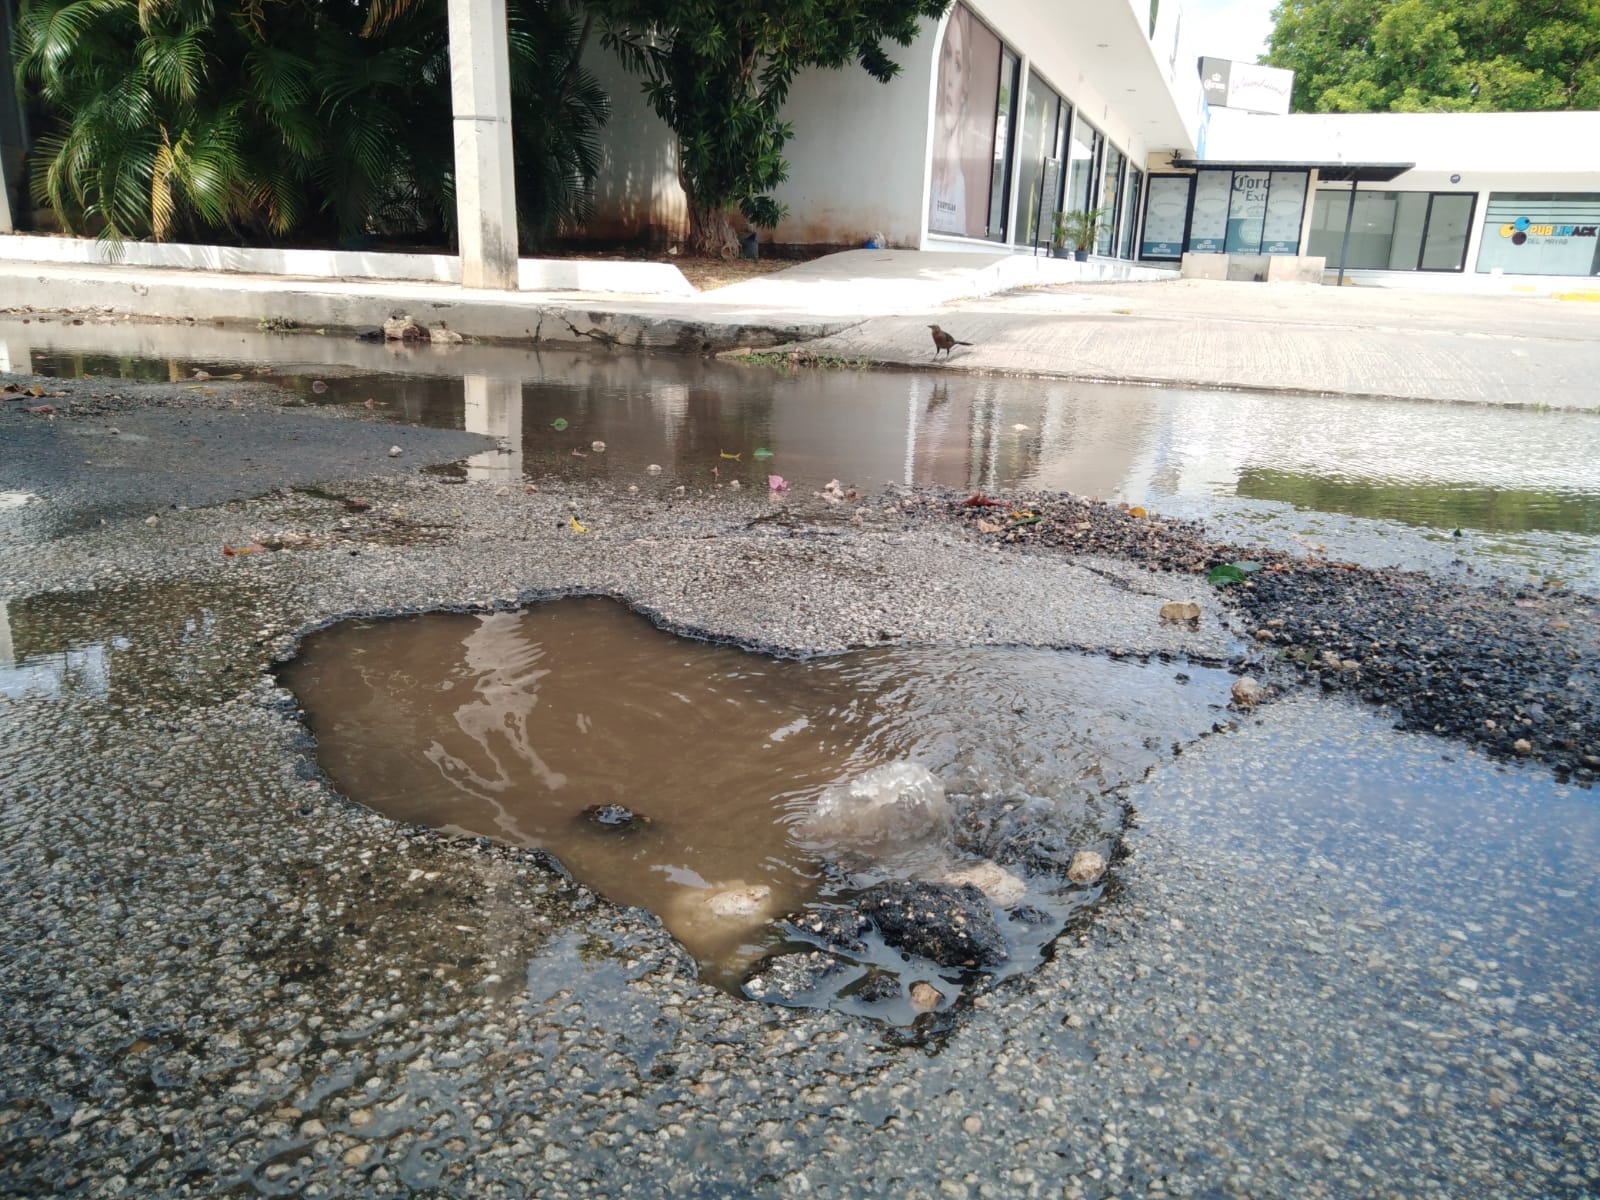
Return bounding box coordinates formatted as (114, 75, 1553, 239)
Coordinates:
(1171, 160, 1415, 182)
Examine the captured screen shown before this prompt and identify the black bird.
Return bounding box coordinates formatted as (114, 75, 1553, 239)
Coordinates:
(928, 324, 972, 360)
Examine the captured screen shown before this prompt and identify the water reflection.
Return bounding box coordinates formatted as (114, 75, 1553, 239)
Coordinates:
(0, 585, 248, 707)
(9, 318, 1600, 585)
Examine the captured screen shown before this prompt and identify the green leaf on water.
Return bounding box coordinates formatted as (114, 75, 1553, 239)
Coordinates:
(551, 418, 569, 431)
(1208, 564, 1248, 586)
(752, 447, 773, 459)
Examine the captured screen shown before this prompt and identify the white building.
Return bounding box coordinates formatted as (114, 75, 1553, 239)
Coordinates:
(586, 0, 1600, 291)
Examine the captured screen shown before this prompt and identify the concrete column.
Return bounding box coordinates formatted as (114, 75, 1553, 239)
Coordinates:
(448, 0, 520, 290)
(0, 331, 31, 375)
(462, 374, 523, 482)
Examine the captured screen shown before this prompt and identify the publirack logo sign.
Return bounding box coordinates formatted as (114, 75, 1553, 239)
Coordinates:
(1501, 216, 1599, 246)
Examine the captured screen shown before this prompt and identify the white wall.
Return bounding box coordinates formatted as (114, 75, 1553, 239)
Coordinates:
(580, 2, 1206, 254)
(769, 20, 940, 249)
(581, 42, 687, 245)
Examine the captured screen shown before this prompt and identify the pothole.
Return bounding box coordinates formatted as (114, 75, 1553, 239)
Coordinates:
(280, 596, 1233, 1021)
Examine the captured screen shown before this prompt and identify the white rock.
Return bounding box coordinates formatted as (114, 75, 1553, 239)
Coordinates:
(388, 446, 404, 458)
(706, 885, 773, 918)
(1067, 850, 1107, 885)
(938, 861, 1026, 906)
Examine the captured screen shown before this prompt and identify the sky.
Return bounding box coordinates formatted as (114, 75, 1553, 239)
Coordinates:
(1184, 0, 1279, 65)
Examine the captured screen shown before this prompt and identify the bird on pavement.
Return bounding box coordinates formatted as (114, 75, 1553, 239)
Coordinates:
(928, 324, 972, 360)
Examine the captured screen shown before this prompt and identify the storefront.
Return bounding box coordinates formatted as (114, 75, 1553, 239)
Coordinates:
(921, 2, 1173, 264)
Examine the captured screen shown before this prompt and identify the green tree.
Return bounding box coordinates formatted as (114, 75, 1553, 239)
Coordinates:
(592, 0, 950, 258)
(1264, 0, 1600, 113)
(13, 0, 606, 247)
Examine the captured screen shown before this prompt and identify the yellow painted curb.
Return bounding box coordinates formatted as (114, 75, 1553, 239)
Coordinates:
(1552, 290, 1600, 302)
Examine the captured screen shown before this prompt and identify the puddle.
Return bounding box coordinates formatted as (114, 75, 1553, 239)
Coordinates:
(9, 319, 1599, 590)
(0, 584, 253, 707)
(280, 596, 1232, 1019)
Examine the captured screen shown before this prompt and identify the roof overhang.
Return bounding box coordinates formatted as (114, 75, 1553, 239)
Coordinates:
(1172, 159, 1416, 183)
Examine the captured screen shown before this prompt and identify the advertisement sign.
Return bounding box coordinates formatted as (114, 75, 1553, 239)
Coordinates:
(1476, 194, 1600, 276)
(1196, 57, 1294, 115)
(1188, 170, 1230, 253)
(1199, 57, 1231, 106)
(1227, 63, 1294, 115)
(1141, 175, 1191, 258)
(1260, 171, 1309, 253)
(929, 4, 1003, 239)
(1225, 171, 1270, 252)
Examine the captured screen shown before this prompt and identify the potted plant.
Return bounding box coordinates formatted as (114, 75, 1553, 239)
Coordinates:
(1054, 207, 1105, 261)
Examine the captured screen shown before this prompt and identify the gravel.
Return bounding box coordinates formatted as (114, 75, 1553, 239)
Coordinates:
(2, 374, 1596, 1198)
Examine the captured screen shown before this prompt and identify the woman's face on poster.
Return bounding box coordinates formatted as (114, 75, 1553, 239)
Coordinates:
(939, 11, 967, 135)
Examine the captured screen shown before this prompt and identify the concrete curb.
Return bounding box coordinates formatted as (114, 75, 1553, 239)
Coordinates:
(0, 263, 853, 353)
(0, 232, 698, 295)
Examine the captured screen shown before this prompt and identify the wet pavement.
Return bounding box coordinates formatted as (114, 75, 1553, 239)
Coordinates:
(9, 316, 1600, 591)
(2, 326, 1599, 1198)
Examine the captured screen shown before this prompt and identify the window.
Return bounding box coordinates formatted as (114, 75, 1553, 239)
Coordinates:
(1064, 117, 1102, 229)
(1098, 144, 1124, 255)
(1120, 167, 1143, 259)
(986, 49, 1021, 241)
(1475, 193, 1600, 276)
(1141, 174, 1191, 259)
(1309, 189, 1476, 272)
(1016, 72, 1066, 247)
(1188, 169, 1310, 255)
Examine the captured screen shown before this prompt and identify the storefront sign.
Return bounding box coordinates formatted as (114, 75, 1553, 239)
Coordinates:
(1196, 57, 1293, 116)
(1477, 194, 1600, 276)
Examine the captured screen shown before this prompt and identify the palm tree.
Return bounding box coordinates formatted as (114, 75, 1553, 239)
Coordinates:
(13, 0, 606, 248)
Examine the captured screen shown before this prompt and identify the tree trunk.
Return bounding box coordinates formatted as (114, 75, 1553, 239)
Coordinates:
(686, 199, 739, 260)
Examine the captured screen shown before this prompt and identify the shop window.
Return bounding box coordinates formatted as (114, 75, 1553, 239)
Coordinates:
(1120, 167, 1144, 259)
(1188, 170, 1231, 252)
(1098, 144, 1125, 255)
(1016, 71, 1065, 248)
(929, 4, 1019, 243)
(1187, 169, 1309, 255)
(1475, 193, 1600, 276)
(1064, 117, 1102, 231)
(1309, 189, 1476, 272)
(1141, 175, 1191, 259)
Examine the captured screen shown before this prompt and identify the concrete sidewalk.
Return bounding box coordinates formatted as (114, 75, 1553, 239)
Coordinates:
(791, 279, 1600, 410)
(2, 249, 1597, 409)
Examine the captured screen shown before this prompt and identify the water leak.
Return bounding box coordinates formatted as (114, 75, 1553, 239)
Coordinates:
(8, 318, 1598, 589)
(280, 597, 1232, 1016)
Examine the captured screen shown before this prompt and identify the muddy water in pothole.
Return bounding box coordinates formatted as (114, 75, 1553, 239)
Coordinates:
(280, 597, 1232, 1003)
(9, 319, 1600, 588)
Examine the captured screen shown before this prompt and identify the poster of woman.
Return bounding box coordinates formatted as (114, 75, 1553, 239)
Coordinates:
(929, 4, 1001, 239)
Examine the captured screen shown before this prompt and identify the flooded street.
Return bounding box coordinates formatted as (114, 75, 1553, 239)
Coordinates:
(2, 315, 1598, 1197)
(9, 317, 1600, 590)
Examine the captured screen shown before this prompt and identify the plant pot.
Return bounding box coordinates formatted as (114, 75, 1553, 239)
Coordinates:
(1051, 246, 1069, 259)
(1073, 248, 1088, 262)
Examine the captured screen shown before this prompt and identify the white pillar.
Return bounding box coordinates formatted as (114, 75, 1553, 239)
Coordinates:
(462, 374, 523, 482)
(0, 174, 12, 234)
(448, 0, 520, 291)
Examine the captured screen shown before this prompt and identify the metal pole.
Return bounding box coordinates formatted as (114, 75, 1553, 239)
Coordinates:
(1335, 176, 1357, 286)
